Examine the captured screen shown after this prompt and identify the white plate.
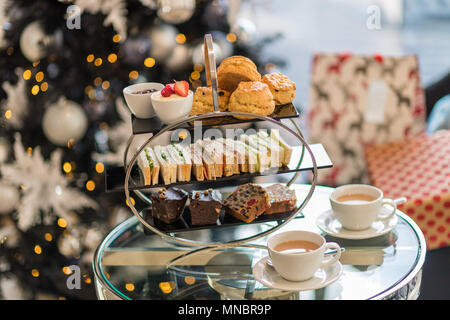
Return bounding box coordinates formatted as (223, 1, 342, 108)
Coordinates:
(316, 209, 398, 240)
(253, 256, 342, 292)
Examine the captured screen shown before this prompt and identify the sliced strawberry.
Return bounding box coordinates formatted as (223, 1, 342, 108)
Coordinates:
(168, 83, 175, 92)
(174, 80, 189, 97)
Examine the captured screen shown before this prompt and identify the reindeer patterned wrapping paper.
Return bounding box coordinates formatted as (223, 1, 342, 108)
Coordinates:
(308, 53, 426, 186)
(365, 130, 450, 250)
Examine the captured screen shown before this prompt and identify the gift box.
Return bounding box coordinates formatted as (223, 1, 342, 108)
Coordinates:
(365, 130, 450, 250)
(308, 53, 426, 186)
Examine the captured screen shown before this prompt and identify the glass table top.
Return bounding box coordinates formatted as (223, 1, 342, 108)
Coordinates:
(93, 185, 426, 300)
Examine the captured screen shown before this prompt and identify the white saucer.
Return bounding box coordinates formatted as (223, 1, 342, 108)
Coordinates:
(316, 209, 398, 240)
(252, 256, 342, 292)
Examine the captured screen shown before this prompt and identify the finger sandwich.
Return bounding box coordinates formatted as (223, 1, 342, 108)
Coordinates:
(221, 138, 249, 173)
(218, 138, 239, 176)
(154, 145, 177, 185)
(240, 134, 270, 172)
(194, 141, 216, 180)
(189, 143, 205, 182)
(269, 130, 293, 166)
(166, 144, 192, 182)
(256, 131, 285, 167)
(137, 147, 160, 186)
(201, 139, 224, 178)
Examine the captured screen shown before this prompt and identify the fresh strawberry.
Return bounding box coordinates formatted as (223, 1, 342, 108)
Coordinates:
(168, 83, 175, 92)
(161, 84, 173, 97)
(174, 80, 189, 97)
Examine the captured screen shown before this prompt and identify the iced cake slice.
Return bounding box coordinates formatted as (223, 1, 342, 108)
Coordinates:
(264, 184, 297, 215)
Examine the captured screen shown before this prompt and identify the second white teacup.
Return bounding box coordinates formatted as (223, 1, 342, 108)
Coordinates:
(267, 230, 341, 282)
(330, 184, 396, 231)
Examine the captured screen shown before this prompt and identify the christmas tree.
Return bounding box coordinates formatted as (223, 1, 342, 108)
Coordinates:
(0, 0, 280, 299)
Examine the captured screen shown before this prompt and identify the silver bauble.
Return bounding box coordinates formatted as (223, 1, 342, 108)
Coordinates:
(165, 44, 192, 72)
(202, 0, 228, 30)
(42, 97, 88, 147)
(19, 21, 63, 62)
(0, 184, 19, 215)
(120, 36, 151, 65)
(147, 24, 177, 61)
(157, 0, 196, 24)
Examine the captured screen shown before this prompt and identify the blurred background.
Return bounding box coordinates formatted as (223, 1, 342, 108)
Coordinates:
(0, 0, 449, 300)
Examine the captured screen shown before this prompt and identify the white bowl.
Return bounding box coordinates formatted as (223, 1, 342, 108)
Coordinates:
(123, 82, 165, 119)
(151, 90, 193, 125)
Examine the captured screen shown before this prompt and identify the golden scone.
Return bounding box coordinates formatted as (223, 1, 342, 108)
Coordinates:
(262, 73, 296, 105)
(221, 55, 258, 70)
(217, 56, 262, 92)
(228, 81, 275, 120)
(190, 87, 230, 115)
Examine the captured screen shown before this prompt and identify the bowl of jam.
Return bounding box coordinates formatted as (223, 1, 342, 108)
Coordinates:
(123, 82, 164, 119)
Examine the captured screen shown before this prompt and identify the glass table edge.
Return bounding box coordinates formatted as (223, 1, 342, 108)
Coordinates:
(92, 186, 427, 301)
(369, 211, 427, 300)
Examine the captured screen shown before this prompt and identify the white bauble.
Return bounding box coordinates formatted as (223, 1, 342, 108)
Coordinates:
(157, 0, 196, 24)
(0, 184, 19, 214)
(81, 227, 104, 250)
(232, 18, 256, 45)
(165, 44, 192, 72)
(0, 137, 10, 163)
(19, 21, 63, 62)
(191, 41, 223, 66)
(58, 233, 82, 257)
(42, 97, 88, 147)
(147, 24, 177, 61)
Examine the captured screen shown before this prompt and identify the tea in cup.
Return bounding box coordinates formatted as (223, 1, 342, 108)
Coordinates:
(330, 184, 396, 231)
(267, 230, 341, 282)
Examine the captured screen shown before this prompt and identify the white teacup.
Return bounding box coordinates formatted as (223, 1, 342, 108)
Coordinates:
(123, 82, 164, 119)
(330, 184, 396, 231)
(267, 230, 341, 282)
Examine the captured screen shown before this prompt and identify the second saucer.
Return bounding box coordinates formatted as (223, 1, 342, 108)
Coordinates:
(316, 208, 398, 240)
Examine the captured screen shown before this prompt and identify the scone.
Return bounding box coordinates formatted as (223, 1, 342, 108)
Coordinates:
(223, 183, 270, 223)
(228, 81, 275, 120)
(262, 73, 296, 105)
(190, 87, 230, 115)
(217, 56, 262, 92)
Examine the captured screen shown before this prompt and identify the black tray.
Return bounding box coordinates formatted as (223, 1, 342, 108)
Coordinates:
(142, 206, 302, 234)
(131, 103, 300, 135)
(105, 144, 332, 193)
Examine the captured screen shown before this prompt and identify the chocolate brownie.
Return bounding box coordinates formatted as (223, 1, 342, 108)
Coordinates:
(264, 184, 297, 215)
(189, 189, 222, 226)
(223, 184, 270, 223)
(150, 187, 188, 224)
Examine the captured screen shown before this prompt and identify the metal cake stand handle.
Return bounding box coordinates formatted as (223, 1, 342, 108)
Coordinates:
(204, 34, 220, 113)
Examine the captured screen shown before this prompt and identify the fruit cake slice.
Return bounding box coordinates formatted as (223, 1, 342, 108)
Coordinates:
(223, 183, 270, 223)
